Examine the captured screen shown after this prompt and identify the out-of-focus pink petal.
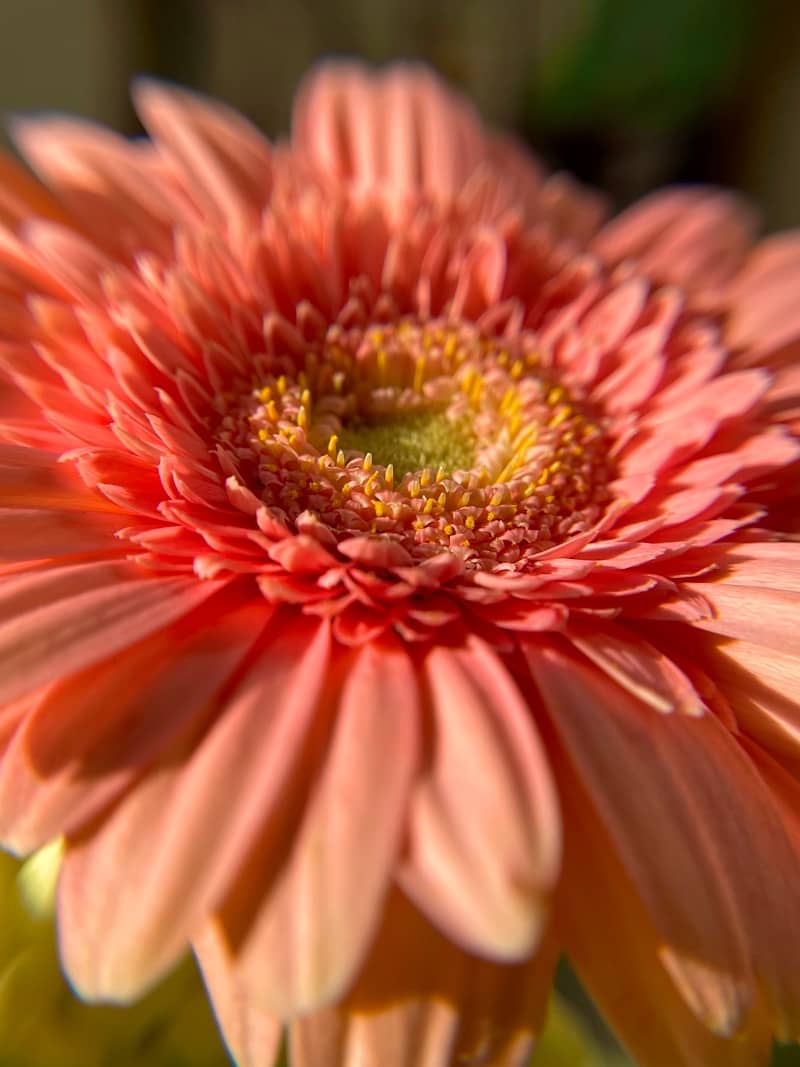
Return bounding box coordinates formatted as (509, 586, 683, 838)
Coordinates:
(216, 633, 420, 1016)
(194, 922, 283, 1067)
(0, 506, 125, 561)
(132, 80, 273, 235)
(0, 444, 123, 512)
(400, 634, 560, 961)
(567, 618, 704, 715)
(12, 118, 175, 257)
(290, 889, 558, 1067)
(705, 637, 800, 774)
(592, 187, 756, 294)
(689, 570, 800, 654)
(0, 563, 227, 704)
(0, 152, 71, 230)
(0, 597, 270, 853)
(57, 612, 326, 1001)
(558, 754, 773, 1067)
(533, 637, 800, 1037)
(527, 638, 752, 1034)
(292, 62, 485, 202)
(725, 233, 800, 358)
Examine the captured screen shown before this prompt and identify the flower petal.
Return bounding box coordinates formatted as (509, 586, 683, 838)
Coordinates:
(290, 889, 558, 1067)
(0, 151, 70, 229)
(132, 80, 273, 233)
(725, 233, 800, 358)
(0, 507, 124, 561)
(0, 563, 227, 704)
(217, 632, 420, 1016)
(292, 62, 485, 201)
(689, 576, 800, 654)
(704, 636, 800, 774)
(567, 618, 704, 715)
(400, 635, 560, 961)
(558, 753, 772, 1067)
(592, 187, 755, 293)
(527, 638, 752, 1033)
(194, 922, 283, 1067)
(0, 597, 270, 853)
(57, 612, 327, 1001)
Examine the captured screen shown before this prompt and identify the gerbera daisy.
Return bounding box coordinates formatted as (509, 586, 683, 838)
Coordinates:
(0, 60, 799, 1067)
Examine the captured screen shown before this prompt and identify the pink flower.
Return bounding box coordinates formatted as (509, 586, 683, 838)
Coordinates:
(0, 61, 799, 1067)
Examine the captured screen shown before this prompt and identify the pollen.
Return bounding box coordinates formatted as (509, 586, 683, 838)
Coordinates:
(220, 316, 613, 568)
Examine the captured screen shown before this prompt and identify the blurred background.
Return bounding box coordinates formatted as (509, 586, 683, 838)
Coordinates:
(1, 0, 800, 230)
(1, 1, 800, 1065)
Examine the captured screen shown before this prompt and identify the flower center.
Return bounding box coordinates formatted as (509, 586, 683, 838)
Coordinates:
(337, 410, 475, 479)
(218, 317, 613, 569)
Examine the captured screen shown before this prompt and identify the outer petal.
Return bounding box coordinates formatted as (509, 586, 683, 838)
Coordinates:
(703, 636, 800, 775)
(57, 612, 327, 1001)
(215, 632, 420, 1017)
(12, 118, 176, 258)
(557, 752, 772, 1067)
(530, 637, 800, 1037)
(194, 923, 283, 1067)
(0, 506, 127, 561)
(566, 617, 704, 715)
(0, 596, 270, 853)
(0, 152, 70, 230)
(591, 187, 755, 294)
(132, 79, 273, 236)
(0, 562, 227, 704)
(289, 890, 559, 1067)
(724, 233, 800, 359)
(399, 634, 560, 962)
(688, 544, 800, 654)
(291, 62, 485, 201)
(526, 638, 751, 1034)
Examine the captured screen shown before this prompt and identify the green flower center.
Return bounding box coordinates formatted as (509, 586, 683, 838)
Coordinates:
(338, 410, 476, 480)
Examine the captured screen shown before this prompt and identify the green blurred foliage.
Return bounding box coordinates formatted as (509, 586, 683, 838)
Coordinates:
(0, 849, 228, 1067)
(531, 0, 753, 131)
(530, 995, 631, 1066)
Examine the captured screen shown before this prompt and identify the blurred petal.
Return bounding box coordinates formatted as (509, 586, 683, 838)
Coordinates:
(216, 633, 419, 1016)
(400, 634, 560, 961)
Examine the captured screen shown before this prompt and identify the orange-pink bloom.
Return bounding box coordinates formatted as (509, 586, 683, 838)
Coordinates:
(0, 61, 799, 1067)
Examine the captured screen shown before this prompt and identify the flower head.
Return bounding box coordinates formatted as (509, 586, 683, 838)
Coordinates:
(0, 61, 799, 1067)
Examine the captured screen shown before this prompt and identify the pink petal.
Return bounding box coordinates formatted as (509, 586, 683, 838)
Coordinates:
(12, 118, 175, 257)
(400, 635, 560, 961)
(0, 598, 270, 853)
(0, 507, 124, 561)
(290, 889, 557, 1067)
(725, 233, 800, 357)
(705, 637, 800, 774)
(194, 922, 283, 1067)
(558, 754, 772, 1066)
(567, 619, 704, 715)
(690, 579, 800, 654)
(58, 613, 328, 1001)
(132, 80, 273, 235)
(292, 1003, 458, 1067)
(292, 62, 485, 201)
(0, 562, 227, 711)
(219, 633, 420, 1016)
(527, 639, 752, 1033)
(0, 443, 121, 512)
(0, 151, 71, 229)
(592, 187, 755, 292)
